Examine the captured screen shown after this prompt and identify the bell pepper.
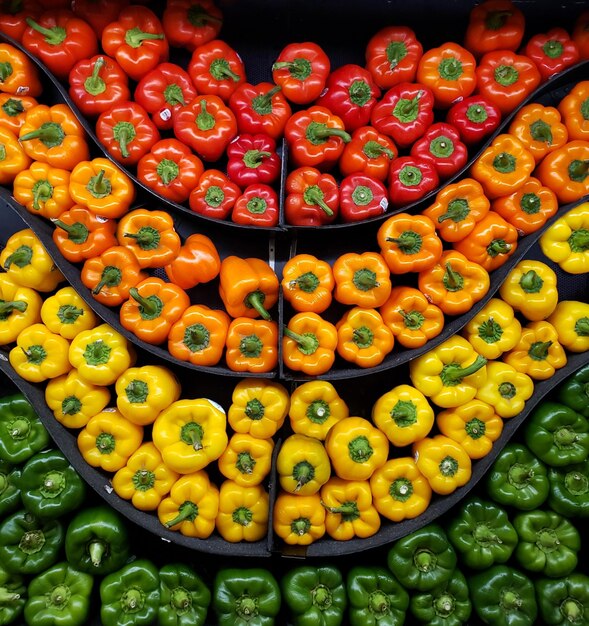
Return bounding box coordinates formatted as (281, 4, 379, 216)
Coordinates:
(413, 435, 472, 495)
(0, 393, 48, 464)
(152, 398, 228, 474)
(173, 95, 237, 163)
(273, 491, 326, 545)
(548, 459, 589, 518)
(164, 233, 220, 290)
(225, 317, 278, 373)
(134, 62, 197, 131)
(513, 510, 580, 577)
(388, 155, 440, 208)
(137, 138, 204, 203)
(370, 82, 435, 148)
(0, 95, 37, 137)
(100, 559, 161, 626)
(0, 459, 22, 518)
(332, 251, 391, 308)
(13, 161, 74, 220)
(524, 28, 580, 81)
(226, 132, 280, 188)
(188, 168, 241, 219)
(558, 80, 589, 141)
(410, 121, 468, 180)
(524, 401, 589, 467)
(387, 523, 457, 591)
(271, 41, 330, 105)
(0, 125, 31, 185)
(475, 50, 541, 116)
(336, 307, 394, 368)
(0, 0, 41, 42)
(464, 0, 525, 57)
(69, 157, 135, 219)
(315, 63, 381, 132)
(217, 432, 274, 487)
(0, 274, 42, 345)
(0, 42, 38, 99)
(365, 25, 423, 89)
(338, 125, 397, 182)
(410, 569, 472, 626)
(276, 433, 330, 496)
(215, 480, 269, 543)
(469, 565, 537, 626)
(157, 471, 219, 537)
(111, 441, 178, 511)
(536, 141, 589, 205)
(573, 9, 589, 58)
(504, 320, 568, 381)
(548, 300, 589, 353)
(324, 415, 389, 481)
(188, 38, 246, 103)
(116, 208, 181, 269)
(162, 0, 223, 52)
(40, 285, 96, 340)
(213, 568, 280, 625)
(540, 202, 589, 274)
(158, 562, 211, 626)
(281, 564, 347, 626)
(45, 369, 110, 429)
(22, 10, 98, 80)
(168, 304, 229, 367)
(227, 377, 289, 439)
(284, 165, 339, 226)
(281, 254, 334, 315)
(445, 94, 502, 146)
(0, 562, 26, 625)
(68, 54, 131, 119)
(558, 363, 589, 418)
(71, 0, 129, 38)
(536, 574, 589, 626)
(232, 183, 279, 227)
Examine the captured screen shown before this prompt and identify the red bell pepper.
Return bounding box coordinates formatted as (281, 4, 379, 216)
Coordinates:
(338, 125, 398, 182)
(339, 172, 389, 223)
(37, 0, 69, 7)
(315, 63, 381, 132)
(134, 62, 196, 131)
(231, 183, 279, 227)
(573, 10, 589, 60)
(101, 5, 169, 83)
(524, 28, 580, 81)
(445, 94, 502, 146)
(0, 0, 41, 42)
(22, 10, 98, 80)
(226, 132, 281, 188)
(137, 138, 204, 203)
(68, 55, 131, 118)
(285, 166, 339, 226)
(173, 95, 238, 163)
(162, 0, 223, 52)
(96, 101, 160, 166)
(410, 122, 468, 180)
(272, 41, 330, 105)
(464, 0, 526, 58)
(370, 82, 435, 149)
(388, 155, 439, 208)
(189, 168, 241, 219)
(71, 0, 129, 38)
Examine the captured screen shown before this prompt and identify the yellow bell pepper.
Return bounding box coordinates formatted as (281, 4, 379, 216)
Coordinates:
(548, 300, 589, 353)
(0, 274, 42, 345)
(40, 286, 97, 340)
(409, 335, 488, 408)
(463, 298, 522, 359)
(539, 202, 589, 274)
(45, 370, 111, 429)
(436, 399, 503, 459)
(68, 323, 136, 386)
(217, 433, 274, 487)
(0, 228, 64, 292)
(112, 442, 179, 511)
(475, 361, 534, 418)
(227, 378, 290, 439)
(152, 398, 228, 474)
(413, 435, 472, 495)
(77, 408, 143, 473)
(115, 365, 181, 426)
(371, 384, 435, 447)
(272, 492, 326, 546)
(288, 380, 349, 440)
(324, 416, 389, 481)
(9, 323, 71, 383)
(276, 434, 331, 496)
(498, 260, 558, 321)
(369, 457, 432, 522)
(215, 480, 269, 543)
(504, 320, 568, 380)
(157, 471, 219, 538)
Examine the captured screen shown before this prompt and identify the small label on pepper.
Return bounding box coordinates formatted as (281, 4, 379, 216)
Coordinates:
(159, 108, 172, 121)
(96, 215, 109, 223)
(380, 198, 389, 212)
(16, 86, 28, 95)
(205, 398, 226, 414)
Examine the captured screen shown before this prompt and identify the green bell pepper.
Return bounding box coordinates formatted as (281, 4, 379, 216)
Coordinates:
(346, 566, 409, 626)
(446, 496, 518, 569)
(410, 568, 472, 626)
(100, 559, 160, 626)
(213, 567, 281, 626)
(548, 460, 589, 518)
(0, 460, 21, 518)
(486, 442, 549, 510)
(0, 563, 26, 626)
(524, 401, 589, 467)
(0, 393, 49, 464)
(386, 523, 457, 592)
(20, 449, 86, 519)
(158, 563, 211, 626)
(536, 573, 589, 625)
(513, 510, 580, 578)
(469, 565, 537, 626)
(558, 363, 589, 419)
(65, 505, 131, 576)
(281, 564, 347, 626)
(24, 561, 93, 626)
(0, 509, 63, 575)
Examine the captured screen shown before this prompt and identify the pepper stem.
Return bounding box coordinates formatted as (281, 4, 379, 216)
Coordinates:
(440, 355, 487, 386)
(125, 26, 164, 48)
(88, 540, 106, 567)
(52, 219, 89, 244)
(84, 57, 106, 95)
(283, 328, 319, 355)
(25, 17, 66, 44)
(0, 300, 27, 317)
(245, 290, 271, 320)
(165, 501, 199, 528)
(303, 185, 333, 216)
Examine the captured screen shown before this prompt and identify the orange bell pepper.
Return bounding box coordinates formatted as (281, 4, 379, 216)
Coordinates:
(280, 253, 334, 314)
(0, 42, 42, 97)
(0, 94, 38, 135)
(164, 233, 220, 290)
(464, 0, 525, 58)
(535, 140, 589, 204)
(0, 125, 31, 185)
(225, 317, 278, 373)
(558, 80, 589, 141)
(332, 251, 392, 308)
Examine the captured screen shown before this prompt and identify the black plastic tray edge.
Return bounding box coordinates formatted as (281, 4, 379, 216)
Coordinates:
(2, 192, 279, 379)
(274, 349, 589, 557)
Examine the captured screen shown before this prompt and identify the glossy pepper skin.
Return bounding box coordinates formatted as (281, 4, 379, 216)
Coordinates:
(336, 307, 395, 368)
(0, 274, 42, 345)
(525, 28, 580, 81)
(162, 0, 223, 52)
(165, 233, 220, 290)
(232, 183, 279, 227)
(0, 393, 49, 464)
(281, 254, 334, 315)
(413, 435, 472, 495)
(0, 460, 22, 518)
(536, 141, 589, 205)
(273, 492, 326, 545)
(388, 155, 440, 208)
(558, 363, 589, 419)
(226, 132, 281, 188)
(0, 561, 26, 625)
(558, 80, 589, 141)
(218, 433, 273, 487)
(189, 168, 241, 220)
(339, 125, 397, 182)
(158, 562, 211, 626)
(225, 318, 278, 373)
(445, 95, 502, 146)
(0, 126, 31, 186)
(285, 166, 339, 226)
(71, 0, 130, 38)
(477, 361, 535, 419)
(464, 0, 526, 57)
(0, 42, 41, 98)
(277, 433, 330, 496)
(536, 574, 589, 626)
(13, 161, 74, 220)
(410, 121, 468, 180)
(540, 202, 589, 274)
(215, 480, 269, 542)
(410, 569, 472, 626)
(332, 251, 392, 308)
(548, 459, 589, 518)
(0, 0, 41, 42)
(548, 300, 589, 353)
(283, 312, 338, 376)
